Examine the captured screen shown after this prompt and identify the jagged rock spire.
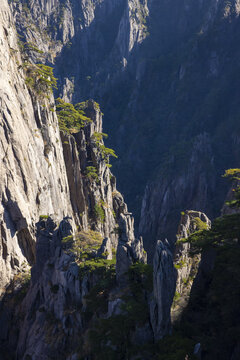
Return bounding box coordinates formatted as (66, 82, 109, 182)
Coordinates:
(116, 213, 147, 284)
(150, 239, 177, 340)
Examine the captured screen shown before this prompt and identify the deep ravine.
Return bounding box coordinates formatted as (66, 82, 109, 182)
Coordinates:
(0, 0, 240, 359)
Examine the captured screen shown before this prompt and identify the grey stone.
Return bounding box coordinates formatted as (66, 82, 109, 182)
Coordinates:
(194, 343, 202, 359)
(150, 239, 177, 340)
(97, 237, 113, 260)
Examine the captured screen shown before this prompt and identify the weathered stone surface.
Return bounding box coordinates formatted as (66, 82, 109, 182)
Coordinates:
(116, 213, 147, 283)
(172, 210, 211, 322)
(15, 218, 84, 360)
(0, 0, 73, 294)
(150, 239, 176, 340)
(221, 180, 240, 216)
(97, 237, 113, 260)
(10, 0, 148, 105)
(107, 298, 124, 317)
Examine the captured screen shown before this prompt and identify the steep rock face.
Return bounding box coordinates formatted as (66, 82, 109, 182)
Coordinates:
(60, 100, 118, 242)
(139, 134, 216, 259)
(0, 4, 148, 350)
(150, 239, 176, 340)
(171, 210, 211, 322)
(11, 0, 148, 101)
(1, 217, 88, 359)
(15, 217, 100, 360)
(0, 0, 73, 295)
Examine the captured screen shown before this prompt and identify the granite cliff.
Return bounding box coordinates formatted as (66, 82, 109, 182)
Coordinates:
(0, 0, 73, 294)
(9, 0, 240, 254)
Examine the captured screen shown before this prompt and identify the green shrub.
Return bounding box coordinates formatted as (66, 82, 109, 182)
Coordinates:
(173, 291, 181, 303)
(56, 98, 92, 134)
(91, 132, 118, 163)
(223, 168, 240, 181)
(128, 262, 153, 292)
(85, 166, 99, 182)
(99, 144, 118, 162)
(84, 265, 116, 315)
(19, 41, 44, 56)
(186, 213, 240, 252)
(94, 203, 105, 223)
(61, 235, 74, 250)
(86, 262, 153, 359)
(223, 168, 240, 208)
(62, 231, 102, 254)
(39, 215, 49, 220)
(24, 63, 57, 95)
(194, 217, 208, 231)
(154, 333, 197, 360)
(13, 270, 31, 303)
(174, 260, 186, 270)
(25, 42, 44, 54)
(91, 132, 108, 145)
(176, 237, 188, 245)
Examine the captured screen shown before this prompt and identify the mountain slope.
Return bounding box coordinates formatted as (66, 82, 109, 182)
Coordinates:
(10, 0, 240, 254)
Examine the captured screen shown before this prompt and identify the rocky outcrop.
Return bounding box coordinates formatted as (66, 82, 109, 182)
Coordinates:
(171, 210, 211, 322)
(0, 211, 146, 359)
(15, 217, 88, 360)
(176, 211, 211, 241)
(150, 239, 176, 340)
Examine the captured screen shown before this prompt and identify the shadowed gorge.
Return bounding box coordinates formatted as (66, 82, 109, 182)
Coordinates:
(0, 0, 240, 359)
